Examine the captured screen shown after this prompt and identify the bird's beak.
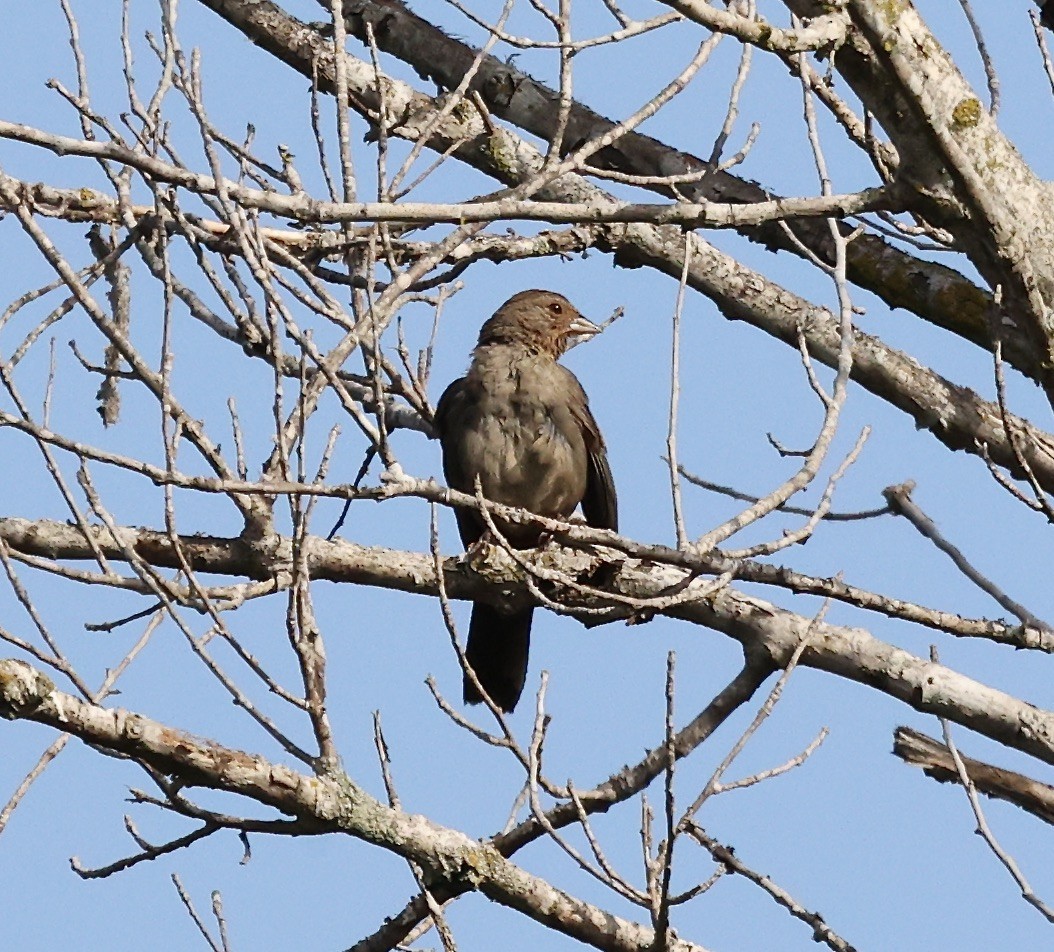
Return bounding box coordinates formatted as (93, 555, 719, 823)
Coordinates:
(567, 315, 601, 338)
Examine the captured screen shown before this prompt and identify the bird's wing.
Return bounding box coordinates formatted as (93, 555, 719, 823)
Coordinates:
(434, 376, 485, 547)
(558, 367, 618, 532)
(433, 375, 463, 445)
(583, 437, 618, 532)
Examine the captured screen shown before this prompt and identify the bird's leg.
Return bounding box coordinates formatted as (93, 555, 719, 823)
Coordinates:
(464, 530, 497, 560)
(539, 517, 623, 591)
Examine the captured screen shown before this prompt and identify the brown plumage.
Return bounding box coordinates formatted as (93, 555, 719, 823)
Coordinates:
(434, 290, 618, 712)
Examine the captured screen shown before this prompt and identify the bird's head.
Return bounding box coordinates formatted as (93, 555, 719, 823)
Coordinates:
(477, 289, 600, 359)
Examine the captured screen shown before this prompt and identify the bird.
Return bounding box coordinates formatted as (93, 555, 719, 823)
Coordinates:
(434, 289, 618, 712)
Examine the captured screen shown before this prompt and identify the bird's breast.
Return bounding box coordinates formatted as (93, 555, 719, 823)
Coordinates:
(453, 355, 588, 521)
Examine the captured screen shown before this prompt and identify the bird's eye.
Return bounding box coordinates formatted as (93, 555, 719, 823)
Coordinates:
(548, 302, 563, 314)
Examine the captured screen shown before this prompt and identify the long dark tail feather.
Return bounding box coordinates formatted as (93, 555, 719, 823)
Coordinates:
(463, 603, 533, 713)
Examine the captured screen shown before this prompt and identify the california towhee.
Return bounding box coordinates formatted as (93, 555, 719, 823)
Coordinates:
(435, 289, 618, 712)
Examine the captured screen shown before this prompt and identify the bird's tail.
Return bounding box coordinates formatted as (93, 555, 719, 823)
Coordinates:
(463, 604, 533, 713)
